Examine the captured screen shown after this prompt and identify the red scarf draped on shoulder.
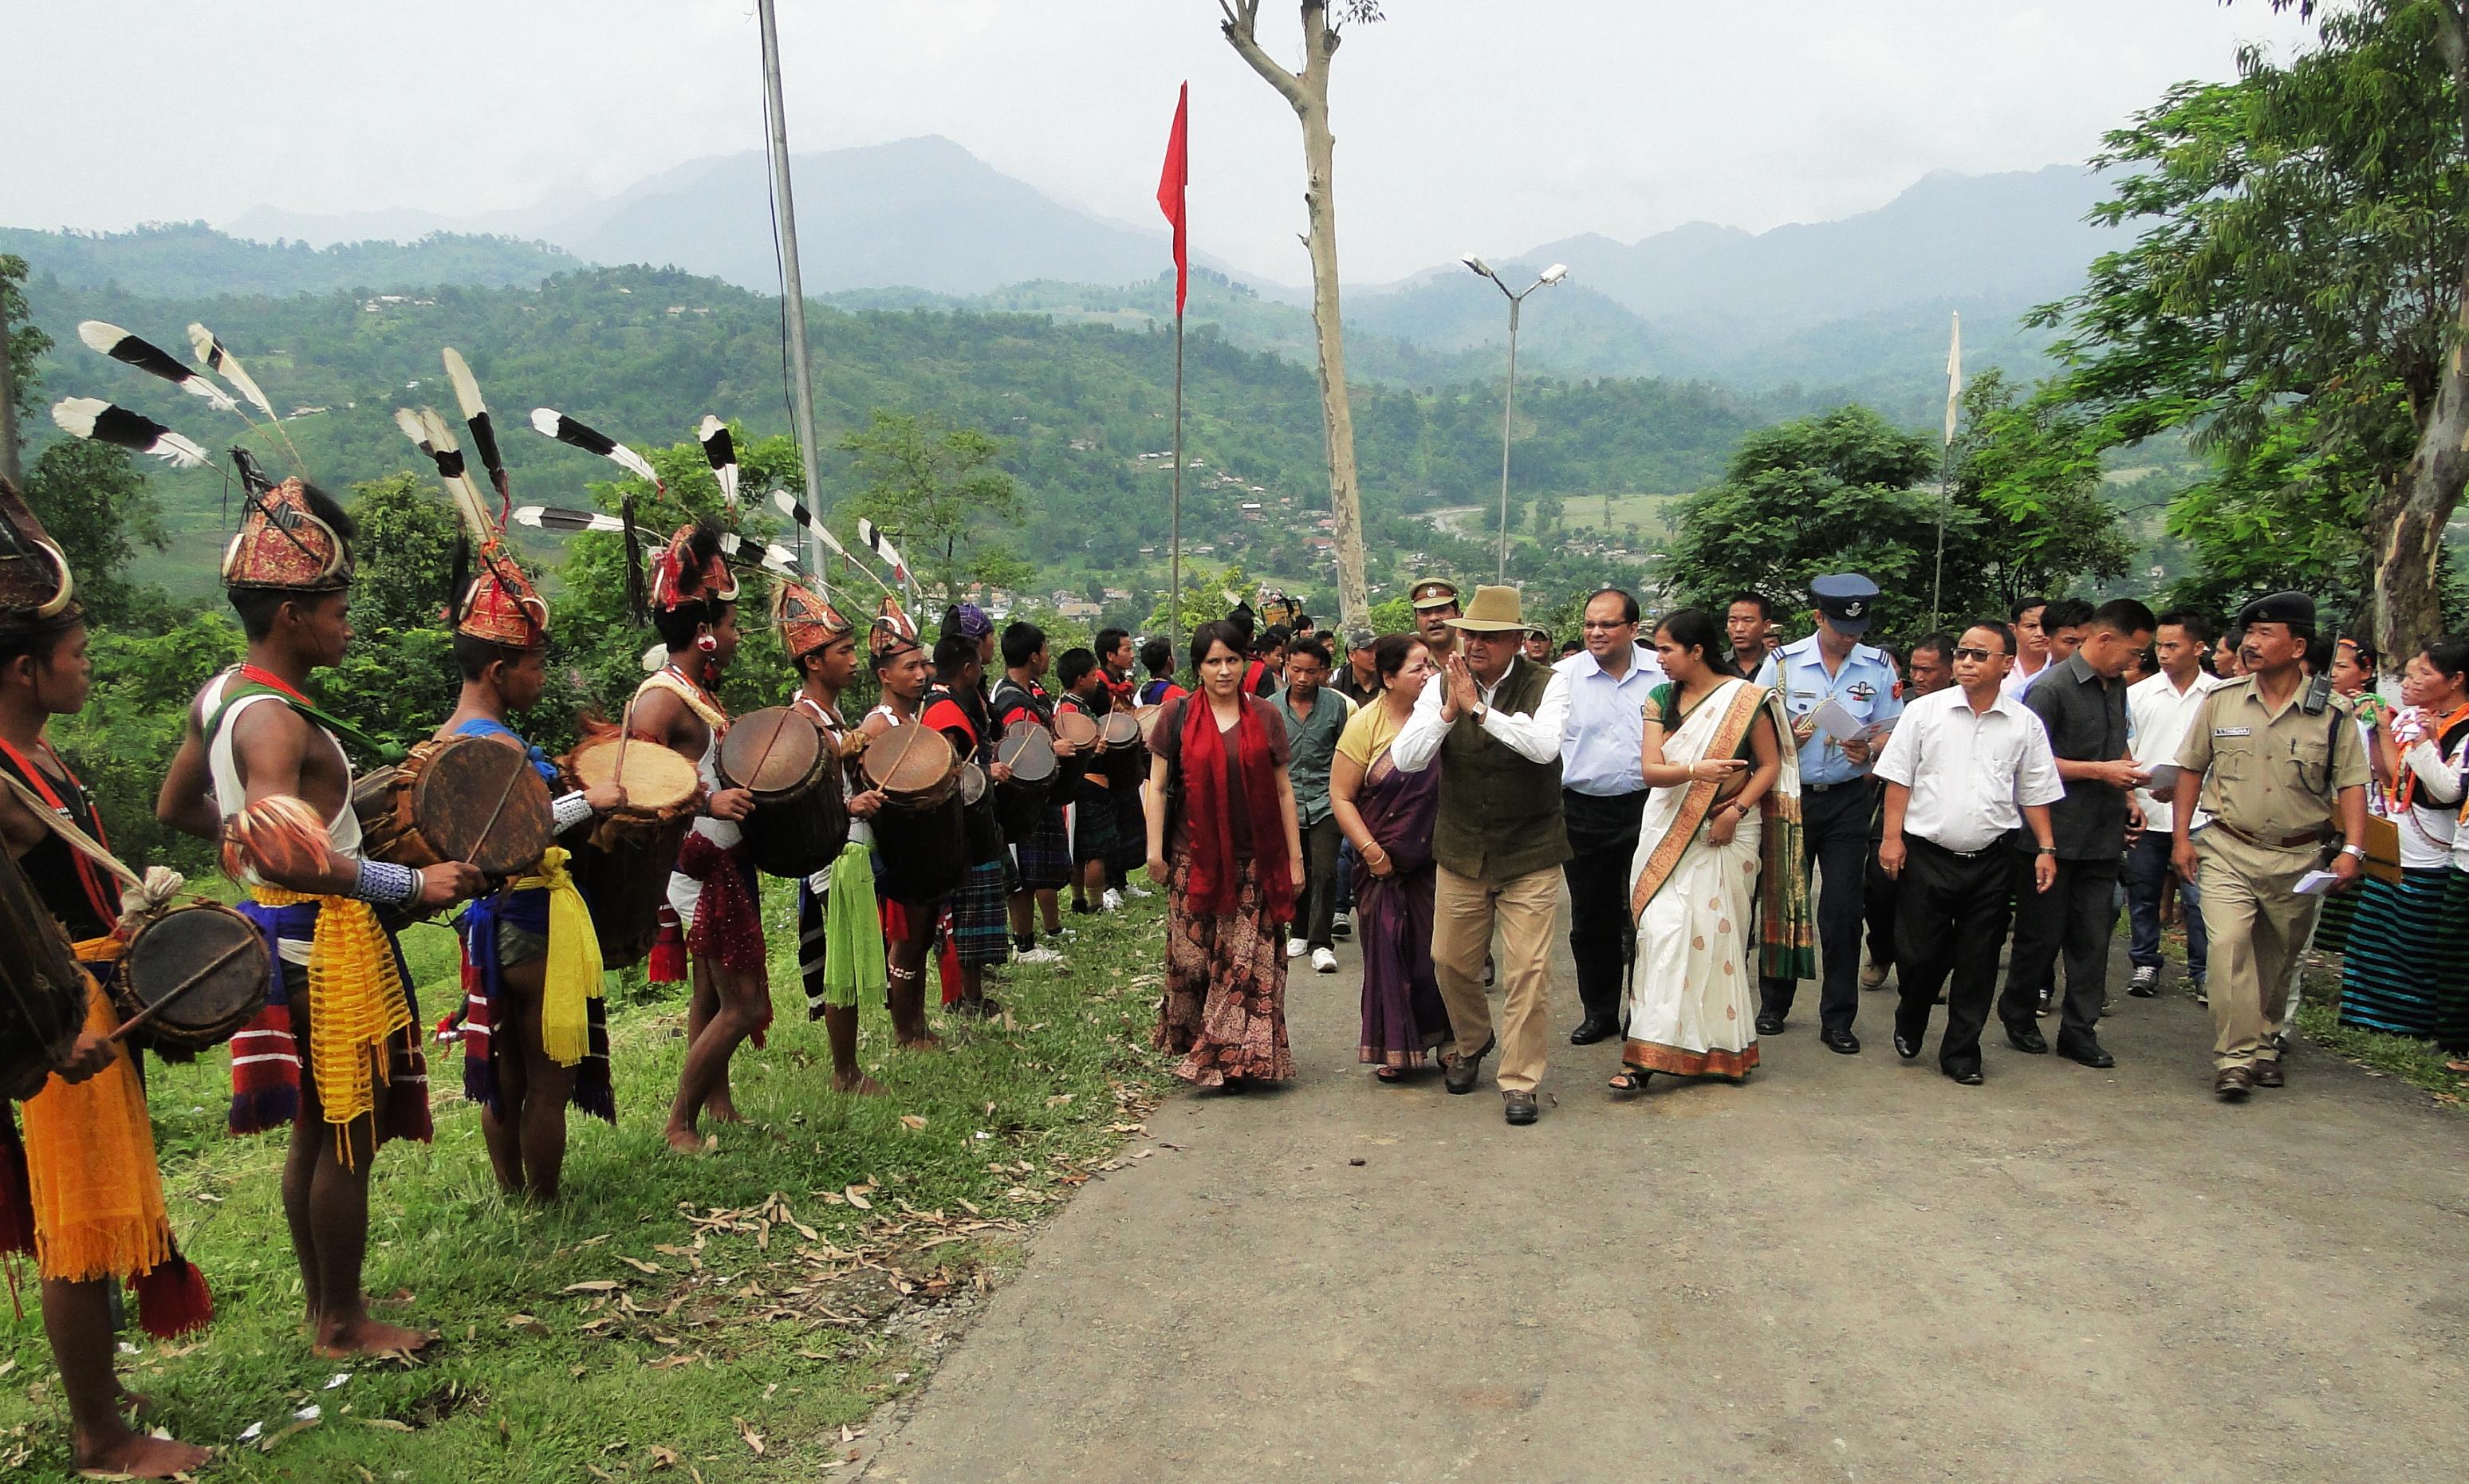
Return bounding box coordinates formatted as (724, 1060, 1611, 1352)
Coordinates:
(1177, 694, 1294, 924)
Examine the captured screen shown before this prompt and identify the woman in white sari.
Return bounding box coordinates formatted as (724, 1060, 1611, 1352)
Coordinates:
(1612, 608, 1795, 1091)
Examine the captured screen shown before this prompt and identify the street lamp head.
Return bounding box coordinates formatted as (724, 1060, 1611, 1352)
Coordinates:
(1538, 263, 1569, 285)
(1460, 254, 1495, 280)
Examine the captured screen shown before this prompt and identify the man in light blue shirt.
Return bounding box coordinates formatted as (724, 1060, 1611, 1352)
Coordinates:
(1753, 573, 1904, 1053)
(1556, 588, 1667, 1044)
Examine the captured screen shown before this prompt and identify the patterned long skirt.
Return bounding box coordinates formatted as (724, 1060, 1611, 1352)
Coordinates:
(1013, 802, 1073, 892)
(1155, 848, 1294, 1085)
(2434, 868, 2469, 1053)
(2337, 868, 2452, 1039)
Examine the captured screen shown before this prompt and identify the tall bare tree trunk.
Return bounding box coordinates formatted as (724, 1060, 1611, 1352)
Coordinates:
(2382, 10, 2469, 659)
(1221, 0, 1371, 633)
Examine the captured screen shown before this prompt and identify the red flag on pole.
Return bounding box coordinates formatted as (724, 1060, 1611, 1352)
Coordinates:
(1156, 82, 1189, 315)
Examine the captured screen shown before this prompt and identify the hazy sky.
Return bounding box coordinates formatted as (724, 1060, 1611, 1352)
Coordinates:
(6, 1, 2317, 284)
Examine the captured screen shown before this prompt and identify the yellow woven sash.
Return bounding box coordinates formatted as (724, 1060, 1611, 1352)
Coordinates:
(508, 846, 604, 1066)
(249, 884, 408, 1141)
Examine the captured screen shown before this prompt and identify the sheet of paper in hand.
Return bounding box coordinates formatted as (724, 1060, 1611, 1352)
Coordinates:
(2292, 870, 2340, 896)
(1807, 698, 1865, 742)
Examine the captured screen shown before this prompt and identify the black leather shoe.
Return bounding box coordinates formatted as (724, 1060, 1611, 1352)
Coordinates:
(1944, 1065, 1984, 1086)
(2250, 1058, 2284, 1088)
(1820, 1029, 1861, 1055)
(1754, 1012, 1786, 1037)
(1569, 1017, 1619, 1046)
(2058, 1037, 2115, 1069)
(1443, 1034, 1495, 1095)
(1502, 1090, 1539, 1125)
(1892, 1031, 1920, 1061)
(2006, 1026, 2050, 1055)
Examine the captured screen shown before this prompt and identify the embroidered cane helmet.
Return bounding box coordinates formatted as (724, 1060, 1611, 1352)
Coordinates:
(648, 521, 737, 613)
(222, 475, 353, 592)
(0, 476, 81, 639)
(868, 595, 920, 660)
(456, 541, 550, 649)
(774, 577, 853, 661)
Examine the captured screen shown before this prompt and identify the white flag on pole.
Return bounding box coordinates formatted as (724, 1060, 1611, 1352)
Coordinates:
(1943, 311, 1963, 447)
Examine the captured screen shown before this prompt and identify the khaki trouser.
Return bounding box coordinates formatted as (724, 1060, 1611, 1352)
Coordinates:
(2195, 829, 2325, 1069)
(1431, 864, 1560, 1094)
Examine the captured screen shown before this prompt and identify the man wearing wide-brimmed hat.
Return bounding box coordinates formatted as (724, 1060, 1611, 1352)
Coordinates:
(1391, 585, 1573, 1125)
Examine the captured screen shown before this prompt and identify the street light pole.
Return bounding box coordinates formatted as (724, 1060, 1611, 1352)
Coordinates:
(1463, 258, 1567, 585)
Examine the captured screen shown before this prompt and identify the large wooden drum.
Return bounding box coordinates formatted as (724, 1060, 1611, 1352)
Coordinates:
(117, 901, 269, 1053)
(0, 844, 87, 1099)
(994, 719, 1056, 839)
(1053, 707, 1101, 753)
(354, 735, 556, 877)
(719, 707, 849, 878)
(862, 725, 966, 903)
(1098, 709, 1145, 788)
(561, 733, 703, 969)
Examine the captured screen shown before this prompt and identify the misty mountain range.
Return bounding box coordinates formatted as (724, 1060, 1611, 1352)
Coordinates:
(14, 135, 2124, 417)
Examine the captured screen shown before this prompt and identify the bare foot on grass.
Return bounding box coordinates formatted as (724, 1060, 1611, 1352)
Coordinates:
(76, 1428, 213, 1479)
(831, 1069, 887, 1096)
(664, 1124, 711, 1155)
(896, 1028, 943, 1052)
(707, 1092, 745, 1124)
(314, 1314, 435, 1359)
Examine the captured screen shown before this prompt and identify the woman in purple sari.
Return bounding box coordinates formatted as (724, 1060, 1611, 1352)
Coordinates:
(1329, 634, 1448, 1080)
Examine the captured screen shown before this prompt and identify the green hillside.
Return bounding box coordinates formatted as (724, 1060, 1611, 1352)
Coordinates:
(18, 264, 1763, 602)
(1, 222, 579, 299)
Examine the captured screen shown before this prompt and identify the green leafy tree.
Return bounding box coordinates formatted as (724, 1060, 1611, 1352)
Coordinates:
(1658, 406, 1944, 636)
(18, 437, 168, 626)
(2, 253, 44, 438)
(2034, 0, 2469, 652)
(1942, 370, 2134, 613)
(56, 613, 244, 877)
(838, 410, 1027, 606)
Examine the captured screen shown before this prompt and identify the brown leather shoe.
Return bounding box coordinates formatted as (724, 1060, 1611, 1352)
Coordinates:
(2250, 1059, 2285, 1088)
(2214, 1065, 2253, 1100)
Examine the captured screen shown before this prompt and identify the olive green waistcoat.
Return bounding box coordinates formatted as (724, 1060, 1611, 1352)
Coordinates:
(1434, 657, 1572, 880)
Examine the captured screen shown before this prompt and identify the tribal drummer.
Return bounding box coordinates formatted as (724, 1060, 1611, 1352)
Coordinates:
(630, 522, 762, 1155)
(859, 603, 959, 1048)
(159, 474, 482, 1358)
(0, 477, 213, 1476)
(778, 578, 892, 1094)
(434, 524, 627, 1200)
(926, 612, 1015, 1016)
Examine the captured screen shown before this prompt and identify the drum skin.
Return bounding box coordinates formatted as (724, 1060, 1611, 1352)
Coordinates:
(862, 723, 959, 809)
(356, 735, 555, 876)
(119, 902, 269, 1051)
(721, 707, 849, 878)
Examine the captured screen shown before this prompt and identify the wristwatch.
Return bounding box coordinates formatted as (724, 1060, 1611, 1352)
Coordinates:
(2036, 845, 2058, 856)
(2341, 843, 2366, 859)
(1472, 703, 1489, 726)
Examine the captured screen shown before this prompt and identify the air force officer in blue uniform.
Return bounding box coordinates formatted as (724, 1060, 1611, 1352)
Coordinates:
(1754, 575, 1904, 1052)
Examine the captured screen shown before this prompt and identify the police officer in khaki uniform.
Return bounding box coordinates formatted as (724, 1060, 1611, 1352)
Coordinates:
(1409, 578, 1460, 667)
(2170, 591, 2369, 1100)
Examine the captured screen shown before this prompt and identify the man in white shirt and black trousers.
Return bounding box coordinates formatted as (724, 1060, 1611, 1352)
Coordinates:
(1875, 620, 2065, 1084)
(1555, 587, 1665, 1045)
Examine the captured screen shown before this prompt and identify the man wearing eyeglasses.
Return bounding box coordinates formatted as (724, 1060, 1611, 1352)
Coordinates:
(1874, 622, 2063, 1084)
(1555, 588, 1666, 1045)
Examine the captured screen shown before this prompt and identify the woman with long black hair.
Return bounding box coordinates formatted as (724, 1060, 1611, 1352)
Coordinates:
(1144, 620, 1302, 1088)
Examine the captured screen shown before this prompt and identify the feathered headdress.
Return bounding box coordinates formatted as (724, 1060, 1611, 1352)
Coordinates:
(773, 577, 853, 661)
(0, 477, 80, 638)
(222, 474, 353, 592)
(649, 521, 738, 613)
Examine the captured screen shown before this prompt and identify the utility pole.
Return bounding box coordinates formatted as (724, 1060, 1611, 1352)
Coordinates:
(0, 292, 21, 486)
(756, 0, 828, 580)
(1463, 258, 1567, 584)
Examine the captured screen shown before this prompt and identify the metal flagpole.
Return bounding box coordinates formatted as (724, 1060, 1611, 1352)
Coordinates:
(756, 0, 829, 581)
(1928, 311, 1960, 634)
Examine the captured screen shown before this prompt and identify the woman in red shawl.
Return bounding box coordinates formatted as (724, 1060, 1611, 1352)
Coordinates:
(1144, 620, 1303, 1086)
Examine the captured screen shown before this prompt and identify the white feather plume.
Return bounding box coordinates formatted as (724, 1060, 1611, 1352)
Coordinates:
(50, 396, 210, 468)
(185, 323, 275, 418)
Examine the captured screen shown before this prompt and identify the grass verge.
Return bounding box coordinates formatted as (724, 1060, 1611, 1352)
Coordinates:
(2, 885, 1171, 1478)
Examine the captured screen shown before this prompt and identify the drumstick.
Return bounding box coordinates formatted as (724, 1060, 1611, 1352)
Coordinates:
(0, 770, 146, 892)
(108, 935, 260, 1043)
(466, 747, 531, 866)
(612, 693, 637, 804)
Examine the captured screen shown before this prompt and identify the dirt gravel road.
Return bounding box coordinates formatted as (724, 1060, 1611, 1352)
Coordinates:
(862, 908, 2469, 1482)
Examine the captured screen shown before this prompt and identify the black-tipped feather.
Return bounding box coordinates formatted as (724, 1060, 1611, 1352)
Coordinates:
(77, 321, 236, 411)
(443, 349, 507, 506)
(49, 397, 211, 467)
(530, 407, 660, 486)
(697, 415, 738, 510)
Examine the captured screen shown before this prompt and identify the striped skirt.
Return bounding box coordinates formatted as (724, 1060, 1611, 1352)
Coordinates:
(2436, 869, 2469, 1053)
(2335, 868, 2452, 1040)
